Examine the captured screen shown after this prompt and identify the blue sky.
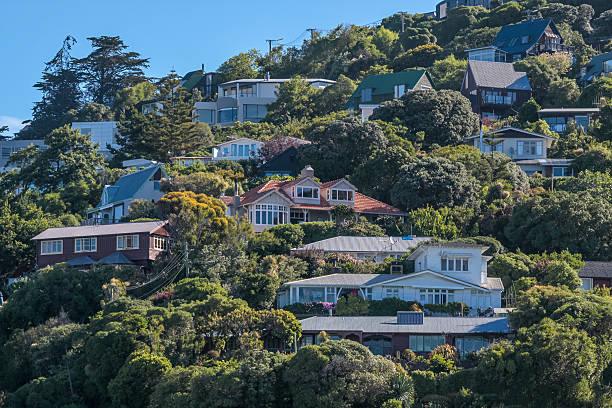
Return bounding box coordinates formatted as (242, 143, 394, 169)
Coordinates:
(0, 0, 438, 134)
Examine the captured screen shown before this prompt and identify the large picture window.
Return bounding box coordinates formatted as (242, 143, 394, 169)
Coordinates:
(75, 237, 97, 253)
(117, 235, 139, 250)
(255, 204, 288, 226)
(420, 289, 454, 305)
(517, 140, 542, 156)
(41, 240, 63, 255)
(298, 287, 325, 303)
(409, 335, 446, 352)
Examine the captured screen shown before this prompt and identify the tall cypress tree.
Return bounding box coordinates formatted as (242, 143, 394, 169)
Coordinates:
(18, 36, 82, 139)
(75, 36, 150, 106)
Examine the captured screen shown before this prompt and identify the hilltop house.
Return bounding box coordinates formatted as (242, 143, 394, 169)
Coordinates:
(32, 221, 170, 269)
(345, 70, 433, 121)
(86, 165, 167, 223)
(291, 236, 431, 264)
(0, 139, 46, 172)
(466, 18, 572, 63)
(538, 107, 600, 133)
(465, 127, 573, 177)
(212, 137, 263, 161)
(221, 166, 406, 233)
(461, 60, 531, 119)
(71, 121, 121, 158)
(578, 51, 612, 86)
(300, 313, 510, 356)
(278, 242, 504, 313)
(194, 76, 335, 126)
(436, 0, 492, 19)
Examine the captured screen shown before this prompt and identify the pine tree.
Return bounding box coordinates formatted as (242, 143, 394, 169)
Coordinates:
(18, 36, 82, 139)
(75, 36, 149, 106)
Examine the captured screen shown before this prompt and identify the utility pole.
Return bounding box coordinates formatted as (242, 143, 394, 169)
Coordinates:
(265, 38, 283, 54)
(400, 12, 405, 33)
(183, 241, 189, 278)
(306, 28, 317, 41)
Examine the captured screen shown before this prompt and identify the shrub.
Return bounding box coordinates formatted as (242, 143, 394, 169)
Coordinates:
(423, 302, 469, 316)
(369, 298, 422, 316)
(336, 295, 370, 316)
(426, 353, 457, 374)
(428, 344, 460, 365)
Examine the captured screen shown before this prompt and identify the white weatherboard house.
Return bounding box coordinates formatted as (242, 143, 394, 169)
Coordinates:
(279, 243, 503, 314)
(212, 137, 263, 161)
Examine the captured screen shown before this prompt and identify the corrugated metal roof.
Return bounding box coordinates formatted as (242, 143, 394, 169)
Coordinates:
(300, 316, 510, 334)
(96, 165, 165, 208)
(468, 60, 531, 90)
(32, 221, 168, 240)
(294, 236, 431, 253)
(284, 273, 399, 287)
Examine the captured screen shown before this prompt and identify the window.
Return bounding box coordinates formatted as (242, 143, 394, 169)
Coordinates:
(363, 335, 392, 355)
(455, 337, 490, 357)
(482, 90, 516, 105)
(390, 264, 403, 273)
(79, 128, 92, 135)
(517, 141, 543, 156)
(244, 104, 268, 121)
(75, 237, 96, 253)
(238, 145, 244, 156)
(553, 167, 573, 177)
(239, 85, 256, 97)
(441, 257, 468, 271)
(254, 204, 288, 225)
(543, 116, 567, 132)
(409, 335, 445, 352)
(605, 59, 612, 75)
(1, 147, 11, 159)
(117, 235, 139, 250)
(575, 116, 589, 130)
(361, 88, 372, 102)
(296, 186, 319, 199)
(394, 84, 406, 98)
(298, 287, 325, 302)
(153, 181, 161, 191)
(326, 287, 337, 302)
(153, 236, 168, 251)
(218, 108, 237, 123)
(419, 289, 455, 305)
(197, 109, 215, 124)
(521, 35, 530, 44)
(222, 147, 229, 157)
(41, 240, 63, 255)
(365, 287, 373, 300)
(330, 189, 354, 201)
(384, 287, 400, 299)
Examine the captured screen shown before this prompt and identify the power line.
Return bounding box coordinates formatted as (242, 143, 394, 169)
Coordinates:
(265, 38, 284, 53)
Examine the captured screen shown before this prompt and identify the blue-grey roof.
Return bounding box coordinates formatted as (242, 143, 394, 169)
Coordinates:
(96, 165, 165, 208)
(300, 316, 510, 334)
(293, 236, 431, 253)
(66, 256, 97, 266)
(98, 252, 133, 265)
(468, 61, 531, 90)
(579, 51, 612, 84)
(492, 18, 554, 55)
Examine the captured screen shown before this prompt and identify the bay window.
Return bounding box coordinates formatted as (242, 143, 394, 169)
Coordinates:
(254, 204, 288, 226)
(153, 236, 168, 251)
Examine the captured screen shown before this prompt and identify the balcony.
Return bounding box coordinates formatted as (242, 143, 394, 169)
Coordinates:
(531, 43, 574, 55)
(481, 95, 515, 105)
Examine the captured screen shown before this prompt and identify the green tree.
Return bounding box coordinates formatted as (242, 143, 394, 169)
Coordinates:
(265, 77, 322, 124)
(397, 27, 436, 52)
(429, 55, 467, 90)
(371, 26, 399, 58)
(393, 44, 442, 70)
(64, 102, 115, 122)
(518, 97, 541, 124)
(217, 49, 261, 83)
(298, 117, 387, 180)
(370, 90, 479, 149)
(75, 36, 149, 105)
(404, 207, 462, 240)
(112, 80, 156, 117)
(543, 78, 580, 108)
(391, 157, 480, 211)
(315, 74, 356, 115)
(162, 172, 231, 197)
(514, 56, 560, 103)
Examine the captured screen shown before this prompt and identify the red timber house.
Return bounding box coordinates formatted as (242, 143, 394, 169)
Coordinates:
(31, 221, 170, 269)
(221, 166, 407, 232)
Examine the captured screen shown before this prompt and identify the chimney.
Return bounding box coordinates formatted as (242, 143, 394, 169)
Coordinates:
(397, 311, 424, 325)
(232, 194, 241, 209)
(201, 63, 205, 74)
(300, 165, 314, 178)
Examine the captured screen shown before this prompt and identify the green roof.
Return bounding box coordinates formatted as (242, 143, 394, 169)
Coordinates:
(345, 70, 429, 109)
(180, 70, 204, 91)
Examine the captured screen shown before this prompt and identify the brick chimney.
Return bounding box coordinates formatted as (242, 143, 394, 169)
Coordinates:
(300, 165, 314, 179)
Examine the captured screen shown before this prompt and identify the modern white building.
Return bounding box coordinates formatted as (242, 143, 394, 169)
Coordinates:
(0, 139, 46, 172)
(71, 121, 121, 158)
(194, 76, 336, 126)
(212, 137, 263, 161)
(278, 243, 504, 315)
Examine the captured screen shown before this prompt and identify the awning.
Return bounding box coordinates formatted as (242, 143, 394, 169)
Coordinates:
(98, 252, 133, 265)
(66, 256, 97, 266)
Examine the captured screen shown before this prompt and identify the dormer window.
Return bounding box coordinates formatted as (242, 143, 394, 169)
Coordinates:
(330, 189, 354, 201)
(296, 186, 319, 199)
(441, 257, 468, 272)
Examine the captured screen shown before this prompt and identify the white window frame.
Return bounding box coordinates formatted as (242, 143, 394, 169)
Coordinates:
(254, 204, 289, 226)
(75, 237, 97, 253)
(330, 189, 354, 201)
(117, 235, 139, 250)
(441, 257, 469, 272)
(296, 186, 319, 199)
(153, 236, 168, 251)
(384, 286, 400, 299)
(419, 289, 455, 305)
(41, 240, 63, 255)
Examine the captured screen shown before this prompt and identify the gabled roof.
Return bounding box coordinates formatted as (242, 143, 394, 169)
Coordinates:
(492, 18, 556, 55)
(260, 146, 301, 175)
(300, 316, 510, 334)
(354, 193, 407, 216)
(292, 236, 431, 253)
(32, 221, 169, 240)
(579, 51, 612, 84)
(579, 261, 612, 279)
(360, 269, 499, 291)
(467, 60, 531, 90)
(407, 243, 489, 260)
(345, 70, 430, 109)
(96, 165, 166, 208)
(465, 127, 554, 140)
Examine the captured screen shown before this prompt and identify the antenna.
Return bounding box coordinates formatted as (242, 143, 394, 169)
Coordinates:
(265, 38, 284, 54)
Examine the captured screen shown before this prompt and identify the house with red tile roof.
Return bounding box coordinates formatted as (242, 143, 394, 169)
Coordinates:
(221, 166, 406, 232)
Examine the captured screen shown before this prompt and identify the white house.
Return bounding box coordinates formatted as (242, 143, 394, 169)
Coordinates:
(278, 243, 503, 314)
(71, 121, 121, 158)
(86, 164, 166, 223)
(212, 137, 263, 161)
